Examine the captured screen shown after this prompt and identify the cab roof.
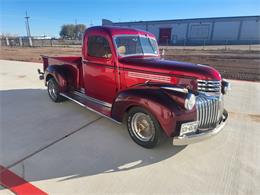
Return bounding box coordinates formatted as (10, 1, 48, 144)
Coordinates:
(85, 26, 156, 38)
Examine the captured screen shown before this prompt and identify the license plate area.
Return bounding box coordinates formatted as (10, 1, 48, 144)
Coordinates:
(180, 121, 199, 136)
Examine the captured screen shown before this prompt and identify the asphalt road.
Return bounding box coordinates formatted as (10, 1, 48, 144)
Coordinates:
(0, 60, 260, 195)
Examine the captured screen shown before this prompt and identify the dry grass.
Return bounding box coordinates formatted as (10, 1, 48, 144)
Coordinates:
(0, 46, 259, 81)
(0, 46, 81, 63)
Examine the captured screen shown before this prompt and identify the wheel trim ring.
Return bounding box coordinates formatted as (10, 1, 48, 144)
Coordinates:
(130, 112, 155, 142)
(48, 81, 58, 100)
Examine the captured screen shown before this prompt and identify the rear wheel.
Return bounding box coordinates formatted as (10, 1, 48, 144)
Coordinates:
(127, 107, 162, 148)
(47, 78, 66, 102)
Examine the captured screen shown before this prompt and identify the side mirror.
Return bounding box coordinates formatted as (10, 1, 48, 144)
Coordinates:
(222, 79, 231, 95)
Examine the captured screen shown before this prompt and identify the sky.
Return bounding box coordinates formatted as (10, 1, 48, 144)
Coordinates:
(1, 0, 260, 37)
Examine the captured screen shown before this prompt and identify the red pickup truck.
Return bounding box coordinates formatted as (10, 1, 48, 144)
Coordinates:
(38, 26, 230, 148)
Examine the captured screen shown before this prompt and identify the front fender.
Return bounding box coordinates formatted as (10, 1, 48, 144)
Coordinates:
(112, 86, 196, 137)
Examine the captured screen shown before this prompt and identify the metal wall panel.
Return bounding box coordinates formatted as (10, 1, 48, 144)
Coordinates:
(212, 21, 240, 40)
(188, 23, 211, 40)
(240, 20, 260, 40)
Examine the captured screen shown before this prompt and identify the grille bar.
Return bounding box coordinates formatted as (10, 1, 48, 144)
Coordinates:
(197, 80, 221, 93)
(196, 94, 222, 129)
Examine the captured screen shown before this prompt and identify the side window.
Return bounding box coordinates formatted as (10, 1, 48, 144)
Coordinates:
(87, 36, 112, 58)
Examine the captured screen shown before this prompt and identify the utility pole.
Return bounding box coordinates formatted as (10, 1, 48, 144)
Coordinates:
(24, 11, 31, 37)
(24, 11, 32, 46)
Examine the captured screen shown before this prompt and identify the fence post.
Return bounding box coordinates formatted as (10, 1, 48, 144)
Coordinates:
(29, 37, 33, 47)
(19, 37, 23, 47)
(161, 49, 165, 60)
(225, 40, 228, 50)
(5, 37, 10, 46)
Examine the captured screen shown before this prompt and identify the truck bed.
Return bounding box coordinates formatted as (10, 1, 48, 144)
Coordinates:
(42, 56, 82, 69)
(42, 56, 83, 90)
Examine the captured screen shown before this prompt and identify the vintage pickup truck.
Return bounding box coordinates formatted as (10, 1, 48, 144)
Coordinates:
(38, 26, 230, 148)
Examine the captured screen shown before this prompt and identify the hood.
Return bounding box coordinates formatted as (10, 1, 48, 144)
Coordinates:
(120, 57, 221, 81)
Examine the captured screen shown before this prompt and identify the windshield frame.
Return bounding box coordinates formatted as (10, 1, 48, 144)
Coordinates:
(113, 34, 159, 58)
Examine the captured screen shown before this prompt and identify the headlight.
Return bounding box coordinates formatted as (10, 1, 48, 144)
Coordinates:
(184, 93, 196, 110)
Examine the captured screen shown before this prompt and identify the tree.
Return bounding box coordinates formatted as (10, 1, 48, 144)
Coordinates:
(75, 24, 86, 40)
(60, 24, 86, 39)
(60, 24, 74, 39)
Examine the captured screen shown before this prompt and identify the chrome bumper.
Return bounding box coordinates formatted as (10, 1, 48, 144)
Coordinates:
(173, 110, 228, 145)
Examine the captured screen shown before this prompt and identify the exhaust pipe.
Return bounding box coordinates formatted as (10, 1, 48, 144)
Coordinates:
(37, 69, 44, 80)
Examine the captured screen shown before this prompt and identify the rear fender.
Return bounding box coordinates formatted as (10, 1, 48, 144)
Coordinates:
(44, 65, 69, 92)
(112, 85, 196, 137)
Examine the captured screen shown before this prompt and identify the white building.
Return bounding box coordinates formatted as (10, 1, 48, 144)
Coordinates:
(102, 16, 260, 45)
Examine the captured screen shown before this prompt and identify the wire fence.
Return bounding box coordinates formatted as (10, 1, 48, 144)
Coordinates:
(1, 37, 260, 51)
(160, 40, 260, 51)
(0, 37, 82, 47)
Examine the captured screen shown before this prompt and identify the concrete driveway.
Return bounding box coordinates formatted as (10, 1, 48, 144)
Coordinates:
(0, 60, 259, 194)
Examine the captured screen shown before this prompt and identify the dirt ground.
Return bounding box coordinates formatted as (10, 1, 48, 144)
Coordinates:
(0, 46, 259, 81)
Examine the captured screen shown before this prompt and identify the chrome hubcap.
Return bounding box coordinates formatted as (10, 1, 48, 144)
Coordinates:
(48, 81, 58, 100)
(131, 112, 155, 141)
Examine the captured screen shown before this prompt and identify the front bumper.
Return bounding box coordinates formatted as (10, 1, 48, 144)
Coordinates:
(173, 110, 228, 145)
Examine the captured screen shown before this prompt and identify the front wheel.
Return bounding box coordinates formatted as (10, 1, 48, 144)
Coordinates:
(127, 107, 162, 148)
(47, 78, 66, 102)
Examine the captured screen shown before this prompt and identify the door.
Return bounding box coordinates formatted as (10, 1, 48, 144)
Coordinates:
(83, 35, 117, 104)
(159, 28, 172, 45)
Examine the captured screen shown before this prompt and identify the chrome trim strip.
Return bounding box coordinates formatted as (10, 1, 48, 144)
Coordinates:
(60, 93, 121, 125)
(209, 100, 213, 124)
(214, 100, 218, 123)
(198, 100, 202, 126)
(205, 98, 209, 126)
(197, 83, 220, 87)
(129, 72, 171, 83)
(197, 79, 221, 83)
(60, 93, 85, 107)
(203, 96, 207, 126)
(173, 118, 227, 145)
(160, 86, 189, 93)
(72, 91, 112, 108)
(198, 87, 220, 90)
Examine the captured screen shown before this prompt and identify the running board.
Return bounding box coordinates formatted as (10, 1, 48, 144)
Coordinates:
(60, 92, 121, 125)
(72, 90, 112, 108)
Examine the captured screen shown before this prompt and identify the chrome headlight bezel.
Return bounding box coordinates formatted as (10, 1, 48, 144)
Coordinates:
(184, 93, 196, 110)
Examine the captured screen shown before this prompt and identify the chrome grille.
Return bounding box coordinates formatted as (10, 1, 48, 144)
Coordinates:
(197, 80, 221, 93)
(196, 94, 223, 129)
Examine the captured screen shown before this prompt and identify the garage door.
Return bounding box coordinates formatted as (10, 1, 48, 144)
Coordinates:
(159, 28, 172, 45)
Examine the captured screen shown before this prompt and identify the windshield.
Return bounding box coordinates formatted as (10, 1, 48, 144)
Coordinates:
(114, 35, 158, 57)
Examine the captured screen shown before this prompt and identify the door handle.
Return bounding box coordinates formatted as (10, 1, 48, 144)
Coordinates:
(82, 59, 88, 63)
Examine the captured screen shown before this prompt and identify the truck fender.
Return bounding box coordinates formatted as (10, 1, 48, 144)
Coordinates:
(44, 65, 69, 92)
(112, 86, 187, 137)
